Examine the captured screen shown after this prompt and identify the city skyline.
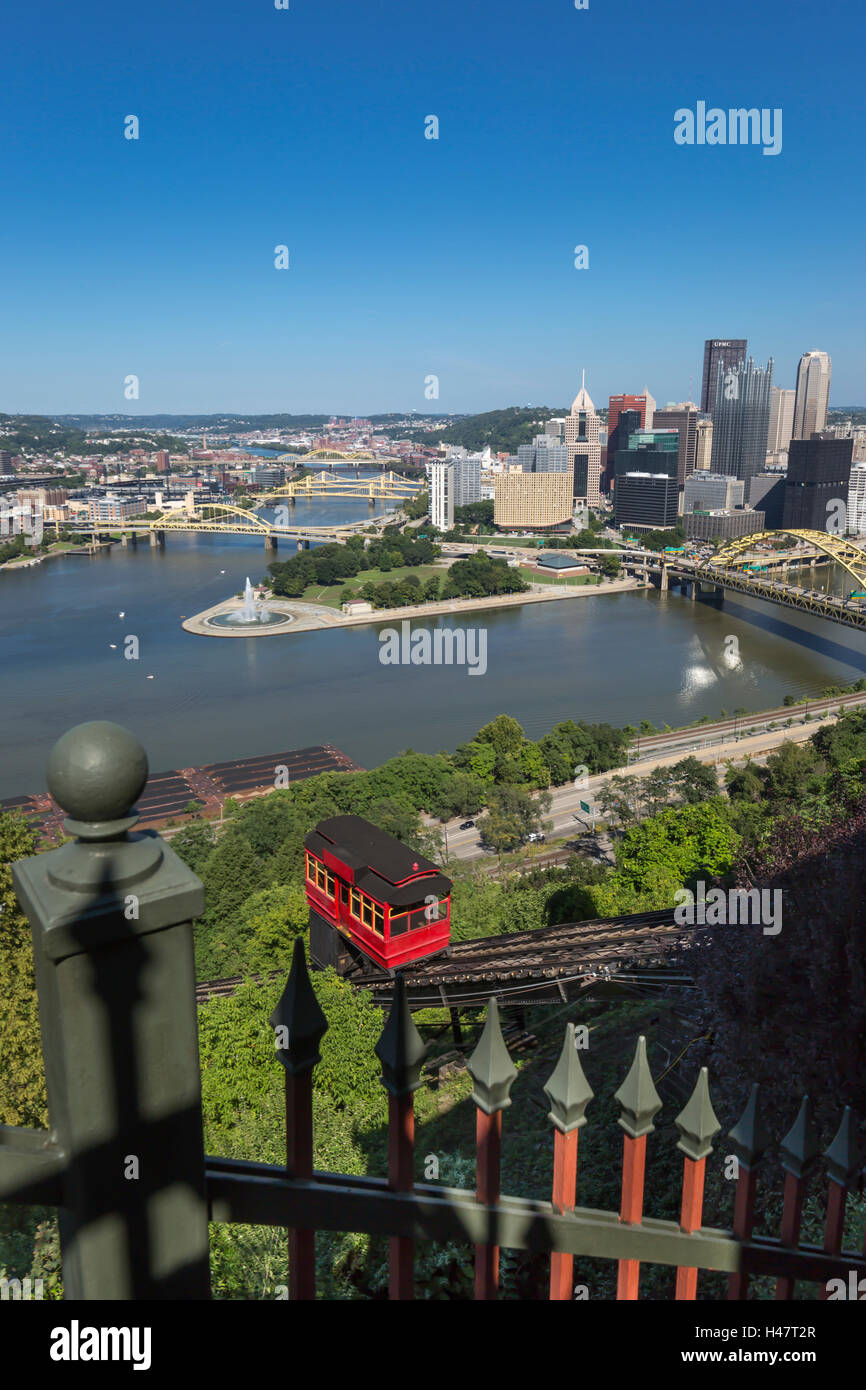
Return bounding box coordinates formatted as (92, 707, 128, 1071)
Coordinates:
(1, 0, 863, 414)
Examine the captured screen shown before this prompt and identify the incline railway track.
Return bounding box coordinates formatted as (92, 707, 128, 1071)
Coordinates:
(195, 908, 702, 1011)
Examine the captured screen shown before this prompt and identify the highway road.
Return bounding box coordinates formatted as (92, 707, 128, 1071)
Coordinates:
(435, 699, 860, 863)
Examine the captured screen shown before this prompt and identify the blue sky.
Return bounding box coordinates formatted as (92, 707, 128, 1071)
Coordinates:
(1, 0, 863, 415)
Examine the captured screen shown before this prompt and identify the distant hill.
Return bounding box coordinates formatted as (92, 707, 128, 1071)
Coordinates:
(50, 413, 333, 431)
(398, 406, 570, 453)
(0, 414, 190, 457)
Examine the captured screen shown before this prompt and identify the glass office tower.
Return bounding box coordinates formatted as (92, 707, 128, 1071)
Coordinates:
(709, 356, 774, 486)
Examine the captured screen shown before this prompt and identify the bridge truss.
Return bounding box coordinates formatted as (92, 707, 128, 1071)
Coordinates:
(689, 527, 866, 630)
(147, 502, 364, 539)
(705, 529, 866, 587)
(260, 469, 424, 501)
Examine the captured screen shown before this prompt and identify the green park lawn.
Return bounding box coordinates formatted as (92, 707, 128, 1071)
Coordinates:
(299, 563, 445, 608)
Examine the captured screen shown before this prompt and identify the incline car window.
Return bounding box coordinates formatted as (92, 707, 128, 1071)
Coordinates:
(349, 886, 384, 936)
(390, 898, 449, 935)
(305, 852, 335, 900)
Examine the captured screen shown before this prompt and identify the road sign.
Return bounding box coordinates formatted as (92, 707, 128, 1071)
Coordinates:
(580, 800, 591, 814)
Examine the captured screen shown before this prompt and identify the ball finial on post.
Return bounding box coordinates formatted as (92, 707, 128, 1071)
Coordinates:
(46, 720, 149, 832)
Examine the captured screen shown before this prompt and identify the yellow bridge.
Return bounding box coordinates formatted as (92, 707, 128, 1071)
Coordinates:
(258, 469, 425, 502)
(668, 527, 866, 630)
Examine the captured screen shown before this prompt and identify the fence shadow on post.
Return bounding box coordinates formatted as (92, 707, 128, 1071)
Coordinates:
(3, 720, 211, 1298)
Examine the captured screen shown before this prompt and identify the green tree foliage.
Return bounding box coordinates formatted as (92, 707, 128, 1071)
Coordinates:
(198, 973, 386, 1132)
(635, 523, 686, 552)
(584, 801, 740, 916)
(616, 801, 739, 894)
(537, 719, 628, 783)
(267, 532, 439, 599)
(478, 784, 552, 853)
(0, 815, 47, 1128)
(403, 490, 430, 521)
(196, 832, 270, 975)
(170, 821, 217, 875)
(398, 407, 568, 454)
(452, 499, 495, 528)
(440, 553, 528, 600)
(197, 883, 308, 980)
(809, 708, 866, 768)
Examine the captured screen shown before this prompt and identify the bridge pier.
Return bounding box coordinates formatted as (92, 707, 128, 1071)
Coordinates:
(149, 529, 165, 549)
(659, 565, 669, 593)
(264, 534, 278, 552)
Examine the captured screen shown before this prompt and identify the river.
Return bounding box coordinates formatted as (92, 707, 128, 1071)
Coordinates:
(2, 487, 866, 796)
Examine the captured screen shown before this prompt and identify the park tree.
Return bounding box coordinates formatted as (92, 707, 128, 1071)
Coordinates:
(810, 708, 866, 768)
(453, 740, 497, 784)
(670, 756, 719, 805)
(171, 821, 216, 874)
(199, 830, 269, 938)
(195, 882, 308, 980)
(597, 775, 645, 828)
(613, 800, 739, 897)
(478, 784, 552, 853)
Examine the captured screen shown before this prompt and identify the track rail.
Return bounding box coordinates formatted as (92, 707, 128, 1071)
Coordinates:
(195, 907, 701, 1010)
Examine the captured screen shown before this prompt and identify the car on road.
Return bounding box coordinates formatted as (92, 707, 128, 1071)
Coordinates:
(524, 832, 546, 843)
(459, 819, 475, 830)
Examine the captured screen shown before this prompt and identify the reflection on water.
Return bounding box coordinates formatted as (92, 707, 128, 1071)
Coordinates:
(2, 524, 866, 796)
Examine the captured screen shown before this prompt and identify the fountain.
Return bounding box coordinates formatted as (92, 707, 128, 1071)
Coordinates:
(227, 576, 270, 625)
(204, 575, 290, 631)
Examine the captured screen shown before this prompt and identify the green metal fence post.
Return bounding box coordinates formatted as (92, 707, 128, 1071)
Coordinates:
(11, 721, 211, 1299)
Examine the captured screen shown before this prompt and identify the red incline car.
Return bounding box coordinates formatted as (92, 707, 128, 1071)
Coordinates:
(304, 814, 452, 974)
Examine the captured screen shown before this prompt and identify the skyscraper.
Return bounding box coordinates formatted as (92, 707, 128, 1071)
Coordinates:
(604, 408, 643, 493)
(783, 436, 852, 532)
(517, 435, 569, 474)
(694, 417, 713, 470)
(606, 392, 654, 485)
(792, 351, 832, 440)
(701, 338, 747, 416)
(607, 390, 655, 444)
(767, 387, 795, 456)
(565, 373, 602, 505)
(614, 473, 679, 530)
(614, 429, 680, 484)
(653, 403, 699, 486)
(709, 356, 774, 486)
(430, 460, 455, 531)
